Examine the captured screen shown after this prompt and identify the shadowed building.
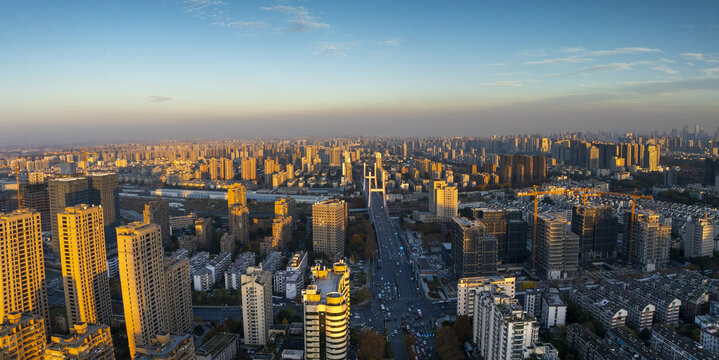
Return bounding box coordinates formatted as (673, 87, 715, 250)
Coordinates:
(451, 217, 498, 278)
(571, 205, 617, 260)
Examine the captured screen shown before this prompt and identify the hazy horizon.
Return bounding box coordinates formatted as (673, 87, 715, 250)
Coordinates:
(1, 0, 718, 145)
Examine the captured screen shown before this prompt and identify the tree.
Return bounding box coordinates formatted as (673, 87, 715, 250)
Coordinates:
(453, 315, 472, 343)
(404, 334, 418, 360)
(358, 328, 385, 360)
(436, 326, 463, 360)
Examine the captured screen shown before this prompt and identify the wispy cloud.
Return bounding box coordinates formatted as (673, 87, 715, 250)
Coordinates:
(526, 47, 662, 65)
(702, 67, 719, 77)
(620, 77, 719, 95)
(525, 55, 592, 65)
(589, 47, 662, 56)
(481, 79, 538, 88)
(547, 61, 653, 77)
(681, 52, 719, 63)
(377, 39, 400, 47)
(149, 96, 173, 102)
(518, 49, 547, 57)
(557, 47, 587, 53)
(184, 0, 225, 14)
(681, 53, 705, 61)
(313, 42, 350, 56)
(651, 64, 679, 75)
(213, 20, 268, 31)
(262, 5, 329, 32)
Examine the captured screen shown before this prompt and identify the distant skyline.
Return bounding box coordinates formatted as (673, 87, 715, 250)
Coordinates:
(1, 0, 718, 145)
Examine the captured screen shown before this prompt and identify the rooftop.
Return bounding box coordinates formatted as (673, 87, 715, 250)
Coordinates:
(196, 333, 239, 357)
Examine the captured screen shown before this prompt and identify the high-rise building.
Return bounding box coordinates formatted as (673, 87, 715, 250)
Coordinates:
(229, 205, 249, 244)
(571, 205, 618, 260)
(302, 260, 350, 360)
(272, 215, 293, 250)
(58, 204, 112, 328)
(0, 312, 46, 359)
(49, 177, 90, 256)
(473, 289, 538, 360)
(227, 183, 246, 208)
(209, 158, 219, 180)
(45, 322, 114, 359)
(457, 276, 515, 318)
(451, 217, 498, 278)
(163, 256, 193, 335)
(683, 215, 715, 259)
(241, 266, 273, 346)
(22, 181, 50, 232)
(87, 173, 120, 252)
(222, 158, 235, 180)
(472, 209, 527, 264)
(535, 213, 579, 280)
(116, 222, 169, 357)
(624, 210, 670, 272)
(241, 157, 257, 181)
(532, 155, 547, 182)
(144, 199, 170, 247)
(49, 174, 120, 256)
(644, 144, 660, 171)
(274, 196, 296, 220)
(194, 217, 212, 249)
(0, 209, 50, 332)
(429, 180, 458, 222)
(312, 199, 347, 258)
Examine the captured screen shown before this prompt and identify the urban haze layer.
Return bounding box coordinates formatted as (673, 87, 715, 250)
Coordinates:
(1, 130, 719, 360)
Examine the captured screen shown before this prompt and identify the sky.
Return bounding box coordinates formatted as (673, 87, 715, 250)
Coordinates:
(1, 0, 718, 145)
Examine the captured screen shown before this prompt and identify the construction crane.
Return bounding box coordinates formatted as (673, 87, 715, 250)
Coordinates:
(516, 186, 569, 271)
(598, 191, 653, 265)
(80, 148, 99, 175)
(49, 147, 98, 175)
(1, 161, 23, 209)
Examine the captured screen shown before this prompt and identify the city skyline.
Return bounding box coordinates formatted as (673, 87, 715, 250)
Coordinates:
(1, 1, 718, 145)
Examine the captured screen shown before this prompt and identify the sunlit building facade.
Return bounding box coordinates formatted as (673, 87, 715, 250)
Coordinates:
(302, 260, 350, 360)
(45, 322, 114, 359)
(58, 204, 112, 328)
(0, 209, 50, 333)
(312, 199, 347, 259)
(116, 222, 169, 357)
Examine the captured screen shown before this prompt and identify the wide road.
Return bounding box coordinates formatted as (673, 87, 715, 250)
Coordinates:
(353, 191, 440, 360)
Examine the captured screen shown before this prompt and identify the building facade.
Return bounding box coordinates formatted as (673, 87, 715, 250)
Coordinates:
(302, 260, 350, 360)
(451, 217, 499, 278)
(58, 204, 112, 328)
(429, 180, 458, 222)
(116, 222, 170, 357)
(535, 213, 579, 280)
(473, 290, 539, 360)
(241, 266, 273, 346)
(312, 199, 347, 259)
(45, 322, 114, 359)
(0, 209, 50, 332)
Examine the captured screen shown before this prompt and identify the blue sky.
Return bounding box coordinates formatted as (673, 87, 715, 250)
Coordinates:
(1, 0, 718, 144)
